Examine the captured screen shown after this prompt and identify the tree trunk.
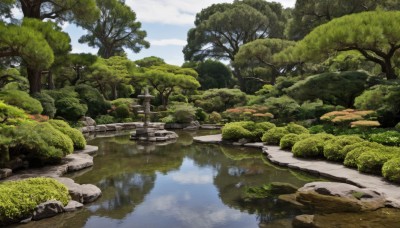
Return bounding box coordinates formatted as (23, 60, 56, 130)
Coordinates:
(111, 84, 118, 100)
(27, 67, 42, 94)
(20, 0, 42, 19)
(47, 71, 55, 89)
(233, 68, 246, 92)
(383, 58, 397, 80)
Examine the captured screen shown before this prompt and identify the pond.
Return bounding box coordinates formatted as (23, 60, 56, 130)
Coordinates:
(19, 130, 325, 228)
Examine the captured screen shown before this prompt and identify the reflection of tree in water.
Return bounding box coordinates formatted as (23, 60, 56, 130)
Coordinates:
(187, 144, 315, 226)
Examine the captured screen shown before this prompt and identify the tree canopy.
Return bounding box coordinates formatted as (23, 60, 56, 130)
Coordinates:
(78, 0, 149, 58)
(277, 11, 400, 80)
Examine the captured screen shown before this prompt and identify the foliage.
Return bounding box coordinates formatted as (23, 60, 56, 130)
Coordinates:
(298, 100, 337, 120)
(169, 94, 188, 103)
(264, 96, 300, 122)
(194, 88, 247, 113)
(114, 104, 130, 119)
(356, 149, 396, 174)
(95, 115, 115, 125)
(280, 133, 310, 150)
(0, 90, 43, 115)
(208, 112, 222, 124)
(195, 108, 207, 122)
(278, 11, 400, 80)
(32, 92, 56, 118)
(74, 84, 110, 117)
(320, 109, 376, 125)
(292, 134, 335, 158)
(162, 103, 197, 124)
(261, 127, 289, 145)
(323, 135, 365, 162)
(183, 0, 287, 90)
(0, 177, 70, 226)
(285, 71, 372, 107)
(222, 121, 275, 142)
(0, 68, 28, 90)
(368, 131, 400, 147)
(222, 105, 273, 122)
(286, 123, 309, 134)
(45, 88, 88, 121)
(355, 84, 400, 127)
(192, 59, 233, 89)
(78, 0, 148, 58)
(382, 157, 400, 183)
(0, 101, 27, 125)
(48, 119, 86, 150)
(234, 38, 296, 85)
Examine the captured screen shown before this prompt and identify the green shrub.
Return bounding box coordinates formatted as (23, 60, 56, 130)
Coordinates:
(323, 135, 365, 161)
(0, 101, 27, 125)
(54, 97, 87, 121)
(208, 111, 222, 124)
(161, 115, 175, 123)
(194, 88, 247, 113)
(0, 177, 70, 226)
(0, 90, 42, 114)
(32, 122, 74, 156)
(369, 131, 400, 146)
(356, 149, 395, 174)
(48, 119, 86, 150)
(75, 84, 110, 117)
(280, 133, 310, 150)
(222, 124, 252, 141)
(256, 122, 276, 132)
(382, 157, 400, 183)
(261, 127, 289, 145)
(170, 93, 188, 103)
(114, 104, 130, 119)
(292, 134, 335, 158)
(195, 108, 207, 122)
(298, 100, 336, 120)
(173, 103, 197, 123)
(286, 123, 309, 134)
(32, 93, 56, 118)
(264, 96, 300, 122)
(344, 147, 373, 168)
(111, 98, 135, 108)
(95, 115, 115, 124)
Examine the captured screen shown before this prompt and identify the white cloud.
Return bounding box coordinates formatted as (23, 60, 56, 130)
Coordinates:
(149, 38, 187, 46)
(127, 0, 295, 25)
(170, 171, 213, 184)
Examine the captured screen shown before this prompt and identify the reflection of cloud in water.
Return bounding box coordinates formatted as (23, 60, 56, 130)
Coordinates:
(170, 171, 213, 184)
(144, 194, 245, 228)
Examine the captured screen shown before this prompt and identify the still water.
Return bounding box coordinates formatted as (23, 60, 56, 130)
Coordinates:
(21, 130, 323, 228)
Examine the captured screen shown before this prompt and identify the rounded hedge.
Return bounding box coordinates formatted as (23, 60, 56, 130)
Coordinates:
(292, 133, 335, 158)
(48, 119, 86, 150)
(33, 122, 74, 156)
(286, 123, 309, 134)
(280, 133, 310, 150)
(323, 135, 365, 161)
(256, 122, 276, 132)
(262, 127, 289, 145)
(356, 150, 394, 174)
(0, 90, 43, 115)
(114, 104, 130, 119)
(369, 131, 400, 146)
(382, 157, 400, 183)
(222, 122, 252, 141)
(32, 92, 56, 118)
(54, 97, 88, 121)
(0, 177, 70, 226)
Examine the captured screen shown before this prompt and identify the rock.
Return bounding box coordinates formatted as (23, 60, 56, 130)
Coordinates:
(238, 138, 250, 144)
(32, 200, 64, 221)
(0, 168, 12, 179)
(269, 182, 298, 195)
(87, 126, 95, 132)
(296, 182, 387, 213)
(20, 217, 32, 224)
(55, 177, 102, 204)
(81, 117, 96, 127)
(65, 154, 93, 172)
(292, 215, 316, 228)
(64, 200, 84, 212)
(278, 194, 305, 209)
(294, 208, 400, 228)
(95, 125, 107, 132)
(105, 124, 117, 131)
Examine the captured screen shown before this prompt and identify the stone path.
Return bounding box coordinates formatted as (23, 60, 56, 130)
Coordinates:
(193, 134, 400, 205)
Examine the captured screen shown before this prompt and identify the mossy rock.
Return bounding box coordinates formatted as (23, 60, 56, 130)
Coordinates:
(0, 177, 70, 226)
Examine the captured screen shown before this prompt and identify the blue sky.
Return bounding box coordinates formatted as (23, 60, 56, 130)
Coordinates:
(64, 0, 296, 66)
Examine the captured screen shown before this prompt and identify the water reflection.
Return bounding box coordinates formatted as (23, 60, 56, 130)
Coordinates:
(19, 130, 322, 228)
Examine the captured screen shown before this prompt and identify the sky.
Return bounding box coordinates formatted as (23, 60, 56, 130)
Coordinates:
(64, 0, 296, 66)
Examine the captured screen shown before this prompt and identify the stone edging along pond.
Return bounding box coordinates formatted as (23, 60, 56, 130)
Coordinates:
(193, 134, 400, 207)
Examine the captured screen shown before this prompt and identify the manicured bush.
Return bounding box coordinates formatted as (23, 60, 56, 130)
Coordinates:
(45, 88, 88, 121)
(32, 92, 56, 118)
(0, 177, 70, 226)
(32, 122, 74, 156)
(0, 90, 43, 114)
(222, 105, 273, 122)
(194, 88, 247, 113)
(256, 122, 276, 132)
(286, 123, 309, 134)
(172, 103, 197, 123)
(262, 127, 289, 145)
(264, 96, 300, 121)
(195, 108, 207, 122)
(222, 122, 252, 141)
(114, 104, 130, 119)
(49, 119, 86, 150)
(170, 93, 188, 103)
(208, 111, 222, 124)
(0, 101, 27, 125)
(292, 134, 335, 158)
(369, 131, 400, 146)
(75, 84, 111, 117)
(356, 149, 395, 174)
(298, 100, 336, 120)
(382, 157, 400, 183)
(95, 115, 116, 124)
(344, 146, 376, 168)
(280, 133, 310, 150)
(323, 135, 365, 161)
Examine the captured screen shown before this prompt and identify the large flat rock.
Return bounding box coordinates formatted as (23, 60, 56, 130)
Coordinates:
(55, 177, 101, 204)
(193, 134, 222, 144)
